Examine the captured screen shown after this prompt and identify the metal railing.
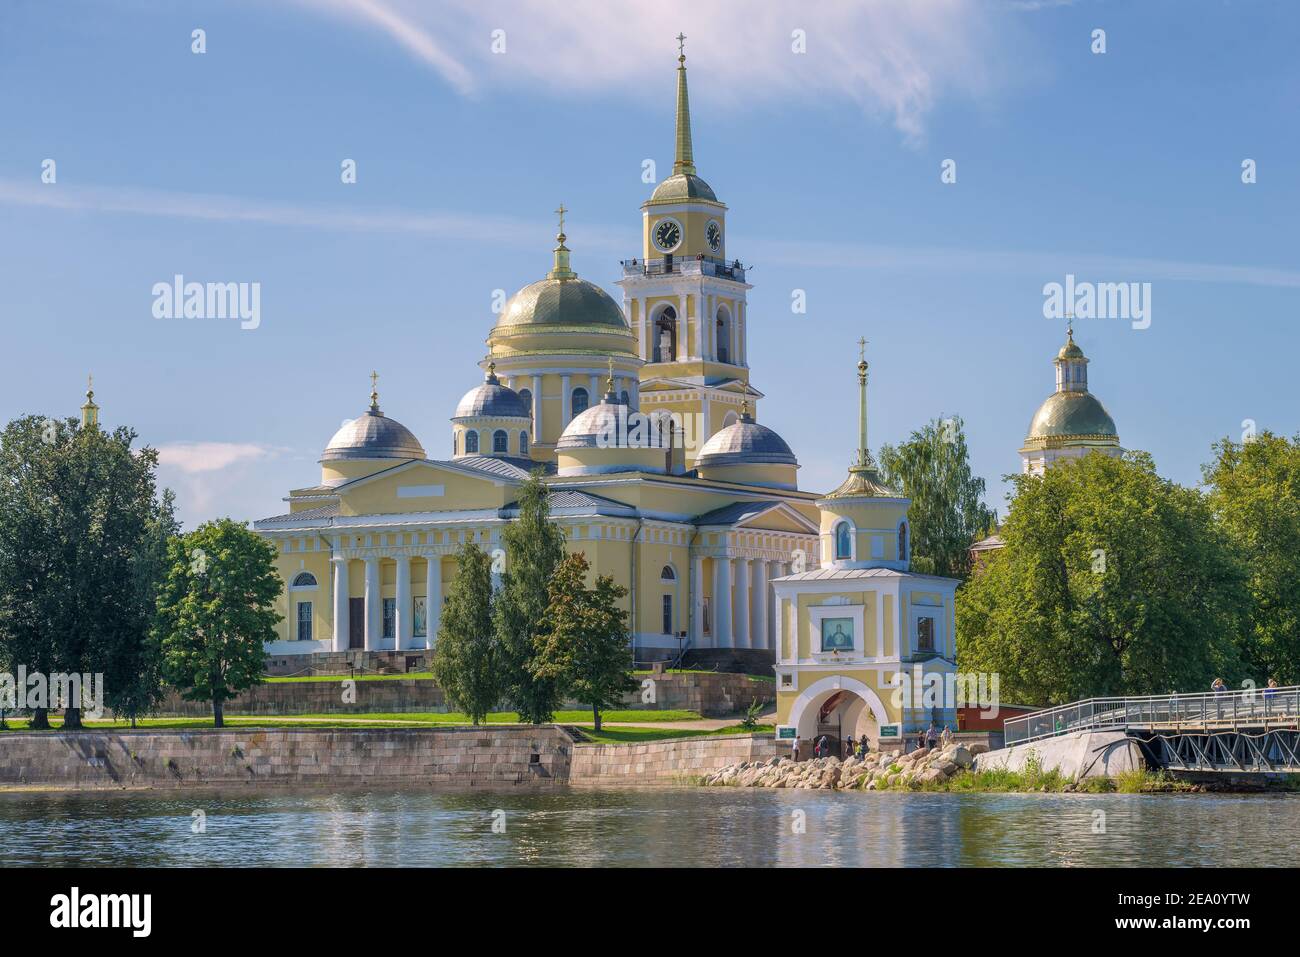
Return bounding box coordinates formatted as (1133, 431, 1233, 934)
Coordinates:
(620, 257, 747, 282)
(1004, 685, 1300, 746)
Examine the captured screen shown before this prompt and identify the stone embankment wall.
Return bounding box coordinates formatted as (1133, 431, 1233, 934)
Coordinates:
(0, 727, 784, 791)
(972, 730, 1142, 780)
(568, 733, 782, 785)
(0, 727, 573, 790)
(155, 672, 774, 718)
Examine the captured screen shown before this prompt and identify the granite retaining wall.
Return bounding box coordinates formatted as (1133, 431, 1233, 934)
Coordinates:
(154, 672, 774, 718)
(568, 732, 782, 786)
(0, 727, 573, 790)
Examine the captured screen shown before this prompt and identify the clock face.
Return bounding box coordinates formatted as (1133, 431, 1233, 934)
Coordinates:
(653, 218, 682, 252)
(706, 220, 722, 252)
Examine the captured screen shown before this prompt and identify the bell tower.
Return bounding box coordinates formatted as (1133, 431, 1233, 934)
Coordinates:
(617, 37, 759, 468)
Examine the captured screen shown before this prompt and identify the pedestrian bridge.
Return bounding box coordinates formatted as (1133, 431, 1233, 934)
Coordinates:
(1003, 685, 1300, 774)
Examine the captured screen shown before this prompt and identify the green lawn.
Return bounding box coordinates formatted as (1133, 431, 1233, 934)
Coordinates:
(0, 709, 708, 732)
(264, 672, 436, 683)
(560, 724, 774, 744)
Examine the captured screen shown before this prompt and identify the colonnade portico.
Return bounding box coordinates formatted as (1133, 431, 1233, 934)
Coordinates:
(331, 550, 449, 653)
(695, 551, 795, 651)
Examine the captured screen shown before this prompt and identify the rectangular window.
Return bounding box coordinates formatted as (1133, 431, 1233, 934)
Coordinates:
(917, 616, 935, 653)
(413, 597, 428, 638)
(662, 595, 673, 635)
(382, 598, 396, 639)
(703, 597, 712, 636)
(296, 602, 312, 642)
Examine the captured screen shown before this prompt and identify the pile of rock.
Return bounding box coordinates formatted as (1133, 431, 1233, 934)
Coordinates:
(700, 742, 987, 790)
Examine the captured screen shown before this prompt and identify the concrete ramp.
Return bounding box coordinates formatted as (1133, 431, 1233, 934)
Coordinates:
(973, 730, 1143, 781)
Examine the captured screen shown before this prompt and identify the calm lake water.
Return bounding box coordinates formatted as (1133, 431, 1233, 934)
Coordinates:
(1, 787, 1297, 867)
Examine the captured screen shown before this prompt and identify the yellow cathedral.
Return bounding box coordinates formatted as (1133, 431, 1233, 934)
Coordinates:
(252, 45, 958, 742)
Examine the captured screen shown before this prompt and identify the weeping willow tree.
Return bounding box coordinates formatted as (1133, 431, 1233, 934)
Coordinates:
(878, 415, 997, 580)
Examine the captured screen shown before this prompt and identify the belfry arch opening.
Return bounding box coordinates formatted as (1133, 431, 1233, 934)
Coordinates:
(791, 677, 888, 752)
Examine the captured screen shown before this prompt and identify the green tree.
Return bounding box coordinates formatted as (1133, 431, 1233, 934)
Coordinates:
(1203, 432, 1300, 684)
(534, 552, 637, 732)
(156, 519, 280, 727)
(0, 413, 175, 729)
(957, 452, 1245, 704)
(430, 543, 501, 725)
(879, 416, 997, 579)
(494, 473, 567, 723)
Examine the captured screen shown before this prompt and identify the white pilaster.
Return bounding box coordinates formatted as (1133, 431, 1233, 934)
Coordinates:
(696, 290, 706, 359)
(531, 374, 542, 439)
(561, 374, 571, 425)
(714, 556, 733, 648)
(677, 293, 688, 362)
(425, 554, 442, 648)
(752, 559, 768, 651)
(691, 555, 705, 644)
(331, 554, 349, 652)
(734, 557, 751, 648)
(589, 373, 600, 399)
(395, 555, 411, 650)
(363, 556, 380, 651)
(636, 298, 647, 361)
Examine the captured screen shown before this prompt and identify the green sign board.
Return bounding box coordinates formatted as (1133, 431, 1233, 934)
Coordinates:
(878, 725, 901, 740)
(776, 726, 798, 740)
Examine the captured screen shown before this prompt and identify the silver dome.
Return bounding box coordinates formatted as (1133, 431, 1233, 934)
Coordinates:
(454, 367, 530, 420)
(696, 413, 797, 468)
(557, 391, 656, 450)
(322, 407, 425, 461)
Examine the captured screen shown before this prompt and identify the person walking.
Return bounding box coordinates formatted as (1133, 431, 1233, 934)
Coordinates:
(791, 735, 801, 762)
(817, 735, 829, 760)
(941, 725, 954, 748)
(926, 722, 939, 750)
(860, 733, 870, 758)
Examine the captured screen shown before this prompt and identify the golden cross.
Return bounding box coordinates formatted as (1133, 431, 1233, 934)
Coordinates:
(1064, 311, 1074, 338)
(676, 32, 686, 57)
(86, 373, 93, 395)
(858, 337, 867, 361)
(370, 370, 379, 392)
(555, 203, 567, 235)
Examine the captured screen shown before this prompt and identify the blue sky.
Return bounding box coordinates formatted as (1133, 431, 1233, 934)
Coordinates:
(2, 0, 1297, 528)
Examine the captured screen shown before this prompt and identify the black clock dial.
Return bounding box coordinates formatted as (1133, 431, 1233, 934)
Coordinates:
(654, 219, 681, 251)
(706, 221, 721, 251)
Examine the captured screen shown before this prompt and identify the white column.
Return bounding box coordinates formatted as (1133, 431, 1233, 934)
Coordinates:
(395, 555, 411, 650)
(691, 555, 705, 644)
(561, 374, 572, 425)
(363, 556, 380, 651)
(713, 556, 733, 648)
(752, 559, 768, 652)
(589, 373, 600, 399)
(732, 304, 741, 366)
(530, 374, 542, 440)
(331, 554, 349, 652)
(425, 554, 441, 648)
(636, 298, 647, 361)
(695, 292, 706, 359)
(677, 293, 688, 361)
(734, 558, 750, 648)
(631, 378, 640, 408)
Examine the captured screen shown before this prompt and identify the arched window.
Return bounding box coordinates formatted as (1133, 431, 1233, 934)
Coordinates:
(654, 306, 677, 362)
(716, 312, 730, 364)
(834, 521, 852, 560)
(660, 565, 675, 581)
(492, 429, 508, 453)
(572, 387, 589, 416)
(517, 388, 533, 428)
(291, 572, 318, 588)
(465, 430, 479, 454)
(898, 522, 908, 561)
(519, 431, 529, 456)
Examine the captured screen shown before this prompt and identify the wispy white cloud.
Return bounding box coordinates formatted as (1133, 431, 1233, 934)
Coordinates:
(286, 0, 1020, 143)
(156, 441, 276, 474)
(8, 177, 1300, 291)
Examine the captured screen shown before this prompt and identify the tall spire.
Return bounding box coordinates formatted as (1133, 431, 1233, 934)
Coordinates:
(80, 374, 99, 429)
(673, 33, 696, 176)
(547, 203, 576, 280)
(856, 338, 870, 467)
(369, 370, 381, 412)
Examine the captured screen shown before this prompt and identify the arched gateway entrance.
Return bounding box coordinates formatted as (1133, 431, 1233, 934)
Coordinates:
(789, 675, 892, 754)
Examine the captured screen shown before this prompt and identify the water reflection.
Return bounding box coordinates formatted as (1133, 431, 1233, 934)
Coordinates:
(0, 788, 1296, 867)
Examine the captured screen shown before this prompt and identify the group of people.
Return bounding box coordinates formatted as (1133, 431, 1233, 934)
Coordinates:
(789, 723, 956, 762)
